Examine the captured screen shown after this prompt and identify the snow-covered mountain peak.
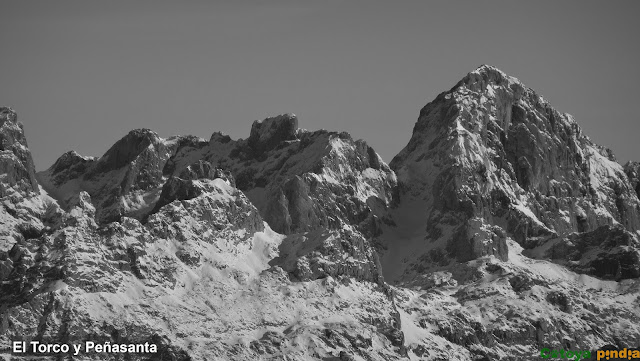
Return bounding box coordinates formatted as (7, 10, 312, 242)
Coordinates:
(385, 67, 640, 285)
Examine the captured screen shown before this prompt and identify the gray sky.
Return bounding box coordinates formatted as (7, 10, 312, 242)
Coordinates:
(2, 1, 639, 171)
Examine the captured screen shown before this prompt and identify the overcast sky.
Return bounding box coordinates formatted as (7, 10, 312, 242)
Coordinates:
(2, 1, 639, 170)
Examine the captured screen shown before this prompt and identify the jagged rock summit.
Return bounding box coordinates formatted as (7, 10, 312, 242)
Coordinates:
(248, 113, 299, 152)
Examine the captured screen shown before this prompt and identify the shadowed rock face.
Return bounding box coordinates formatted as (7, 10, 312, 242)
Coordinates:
(387, 65, 640, 275)
(0, 107, 39, 195)
(248, 113, 299, 153)
(93, 129, 160, 174)
(624, 161, 640, 199)
(49, 151, 95, 182)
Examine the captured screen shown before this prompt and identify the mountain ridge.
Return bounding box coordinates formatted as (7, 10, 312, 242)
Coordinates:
(1, 65, 640, 360)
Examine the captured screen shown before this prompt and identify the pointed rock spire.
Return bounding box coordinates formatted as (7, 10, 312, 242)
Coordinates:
(0, 107, 39, 195)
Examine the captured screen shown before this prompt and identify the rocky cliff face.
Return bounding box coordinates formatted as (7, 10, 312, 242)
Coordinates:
(2, 65, 640, 360)
(0, 107, 39, 197)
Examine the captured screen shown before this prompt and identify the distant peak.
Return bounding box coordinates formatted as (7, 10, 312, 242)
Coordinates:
(95, 128, 161, 172)
(50, 150, 94, 174)
(249, 113, 299, 152)
(255, 113, 297, 125)
(126, 128, 160, 140)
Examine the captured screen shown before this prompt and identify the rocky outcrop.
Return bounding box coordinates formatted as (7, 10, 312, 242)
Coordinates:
(270, 226, 385, 284)
(147, 175, 265, 249)
(150, 162, 236, 214)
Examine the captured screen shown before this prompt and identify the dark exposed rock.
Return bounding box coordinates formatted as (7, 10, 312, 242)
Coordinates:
(162, 135, 209, 176)
(435, 309, 496, 347)
(508, 273, 542, 293)
(545, 225, 640, 280)
(177, 160, 216, 180)
(339, 350, 357, 361)
(546, 290, 573, 313)
(248, 113, 299, 153)
(150, 165, 240, 217)
(249, 330, 285, 355)
(91, 128, 160, 174)
(48, 151, 96, 185)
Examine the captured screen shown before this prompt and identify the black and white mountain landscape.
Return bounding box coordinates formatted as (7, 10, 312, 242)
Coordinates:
(2, 65, 640, 360)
